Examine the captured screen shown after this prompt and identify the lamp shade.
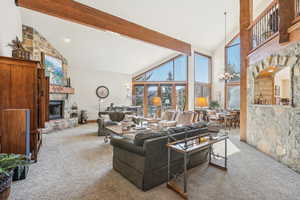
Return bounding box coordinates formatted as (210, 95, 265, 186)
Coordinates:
(152, 96, 161, 106)
(196, 97, 208, 108)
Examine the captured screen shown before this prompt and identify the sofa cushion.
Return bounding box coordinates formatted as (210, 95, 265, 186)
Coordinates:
(168, 126, 191, 134)
(187, 121, 207, 129)
(134, 131, 162, 146)
(111, 136, 145, 156)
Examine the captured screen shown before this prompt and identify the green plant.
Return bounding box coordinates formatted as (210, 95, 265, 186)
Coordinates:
(209, 101, 220, 109)
(0, 154, 29, 177)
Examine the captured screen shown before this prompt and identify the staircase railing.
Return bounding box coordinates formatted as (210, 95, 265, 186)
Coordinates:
(249, 0, 279, 51)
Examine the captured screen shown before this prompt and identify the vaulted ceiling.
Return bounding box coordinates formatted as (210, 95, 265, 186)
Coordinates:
(20, 0, 240, 74)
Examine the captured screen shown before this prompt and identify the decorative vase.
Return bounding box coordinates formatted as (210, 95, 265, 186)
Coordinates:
(0, 173, 12, 200)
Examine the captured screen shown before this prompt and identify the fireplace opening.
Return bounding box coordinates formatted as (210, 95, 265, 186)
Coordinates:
(49, 100, 64, 120)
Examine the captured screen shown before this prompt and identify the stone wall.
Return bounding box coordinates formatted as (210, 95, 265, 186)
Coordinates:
(22, 25, 78, 132)
(247, 42, 300, 173)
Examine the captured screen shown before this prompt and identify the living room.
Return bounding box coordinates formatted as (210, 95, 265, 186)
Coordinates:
(1, 0, 300, 200)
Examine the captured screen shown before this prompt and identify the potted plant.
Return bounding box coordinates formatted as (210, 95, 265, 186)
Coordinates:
(0, 154, 28, 200)
(209, 101, 220, 110)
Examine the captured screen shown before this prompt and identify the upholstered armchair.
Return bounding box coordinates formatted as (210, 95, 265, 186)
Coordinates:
(97, 112, 125, 136)
(160, 110, 177, 121)
(175, 111, 195, 126)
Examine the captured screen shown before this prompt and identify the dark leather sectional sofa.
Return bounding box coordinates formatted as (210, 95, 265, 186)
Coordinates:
(110, 124, 209, 191)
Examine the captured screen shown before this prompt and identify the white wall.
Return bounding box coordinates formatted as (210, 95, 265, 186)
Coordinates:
(0, 0, 22, 56)
(253, 0, 273, 19)
(70, 67, 132, 120)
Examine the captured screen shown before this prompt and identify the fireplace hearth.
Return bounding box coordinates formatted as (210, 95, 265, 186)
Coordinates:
(49, 100, 64, 120)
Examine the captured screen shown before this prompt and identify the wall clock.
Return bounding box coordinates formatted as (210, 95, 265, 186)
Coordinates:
(96, 86, 109, 99)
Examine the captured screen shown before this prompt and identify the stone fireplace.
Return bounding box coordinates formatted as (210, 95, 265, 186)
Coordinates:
(42, 93, 78, 133)
(247, 42, 300, 173)
(22, 25, 78, 133)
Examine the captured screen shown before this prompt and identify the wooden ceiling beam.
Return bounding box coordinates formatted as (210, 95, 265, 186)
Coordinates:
(16, 0, 191, 55)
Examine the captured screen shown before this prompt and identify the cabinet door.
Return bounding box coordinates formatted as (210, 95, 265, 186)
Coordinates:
(1, 109, 29, 155)
(38, 68, 47, 128)
(45, 77, 50, 121)
(10, 64, 38, 132)
(0, 63, 11, 149)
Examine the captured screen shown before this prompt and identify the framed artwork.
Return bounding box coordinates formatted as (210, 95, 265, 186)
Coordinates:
(42, 53, 64, 85)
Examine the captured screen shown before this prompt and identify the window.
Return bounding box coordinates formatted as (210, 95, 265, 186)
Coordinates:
(195, 53, 210, 83)
(133, 55, 187, 82)
(227, 85, 240, 109)
(225, 35, 241, 109)
(176, 85, 186, 110)
(226, 37, 240, 82)
(174, 55, 187, 81)
(194, 52, 212, 107)
(145, 61, 173, 81)
(161, 85, 173, 111)
(132, 55, 188, 117)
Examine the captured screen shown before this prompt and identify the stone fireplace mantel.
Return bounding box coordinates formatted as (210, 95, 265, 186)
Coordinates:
(50, 85, 75, 94)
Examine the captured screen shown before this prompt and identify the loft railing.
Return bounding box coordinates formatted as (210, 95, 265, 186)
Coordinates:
(249, 0, 279, 51)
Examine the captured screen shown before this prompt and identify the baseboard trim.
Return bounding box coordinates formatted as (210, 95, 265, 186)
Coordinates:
(87, 120, 97, 123)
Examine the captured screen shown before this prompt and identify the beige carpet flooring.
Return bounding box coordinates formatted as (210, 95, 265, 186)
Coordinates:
(9, 124, 300, 200)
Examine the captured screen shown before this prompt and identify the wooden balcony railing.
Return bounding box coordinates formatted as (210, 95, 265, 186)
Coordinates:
(249, 0, 279, 51)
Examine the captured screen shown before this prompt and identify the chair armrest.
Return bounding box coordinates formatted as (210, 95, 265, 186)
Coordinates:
(110, 136, 145, 156)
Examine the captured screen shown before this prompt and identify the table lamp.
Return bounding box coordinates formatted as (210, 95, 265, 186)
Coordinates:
(152, 96, 161, 118)
(195, 97, 208, 108)
(195, 97, 208, 121)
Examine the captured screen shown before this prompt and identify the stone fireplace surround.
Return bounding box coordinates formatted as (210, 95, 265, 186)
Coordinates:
(247, 42, 300, 173)
(22, 25, 78, 133)
(43, 94, 78, 133)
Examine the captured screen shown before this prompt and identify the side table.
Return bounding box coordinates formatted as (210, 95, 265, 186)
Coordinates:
(166, 134, 228, 199)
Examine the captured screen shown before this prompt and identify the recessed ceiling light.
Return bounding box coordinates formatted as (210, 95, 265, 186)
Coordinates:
(64, 38, 71, 43)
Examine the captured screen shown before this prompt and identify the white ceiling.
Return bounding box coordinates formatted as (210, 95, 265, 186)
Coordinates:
(20, 0, 240, 74)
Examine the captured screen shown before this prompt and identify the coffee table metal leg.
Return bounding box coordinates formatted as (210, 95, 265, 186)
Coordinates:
(225, 138, 227, 169)
(168, 147, 171, 182)
(209, 145, 212, 163)
(184, 152, 187, 193)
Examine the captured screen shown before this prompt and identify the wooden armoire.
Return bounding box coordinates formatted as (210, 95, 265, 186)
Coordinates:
(0, 56, 49, 161)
